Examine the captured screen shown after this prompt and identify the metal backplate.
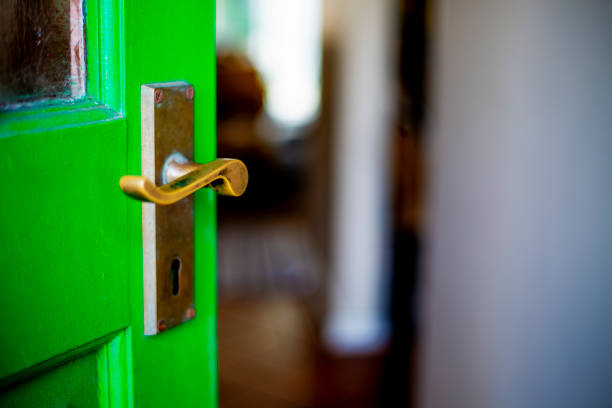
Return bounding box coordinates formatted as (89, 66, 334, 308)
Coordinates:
(141, 81, 195, 335)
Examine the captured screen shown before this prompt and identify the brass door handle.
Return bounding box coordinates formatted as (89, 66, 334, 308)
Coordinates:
(120, 154, 248, 205)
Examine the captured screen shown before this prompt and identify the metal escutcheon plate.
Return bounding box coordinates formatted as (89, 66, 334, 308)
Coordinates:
(141, 81, 195, 335)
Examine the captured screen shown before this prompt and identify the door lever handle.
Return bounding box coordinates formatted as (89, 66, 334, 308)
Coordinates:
(120, 154, 248, 205)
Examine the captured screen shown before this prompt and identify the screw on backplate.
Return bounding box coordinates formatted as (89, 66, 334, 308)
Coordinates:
(186, 306, 196, 320)
(155, 89, 163, 103)
(157, 319, 167, 332)
(185, 86, 194, 101)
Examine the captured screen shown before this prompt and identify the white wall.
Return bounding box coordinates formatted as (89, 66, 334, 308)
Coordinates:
(420, 1, 612, 407)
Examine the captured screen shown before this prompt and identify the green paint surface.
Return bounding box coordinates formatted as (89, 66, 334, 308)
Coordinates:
(0, 331, 133, 408)
(124, 0, 218, 405)
(0, 116, 129, 381)
(0, 351, 100, 408)
(0, 0, 218, 406)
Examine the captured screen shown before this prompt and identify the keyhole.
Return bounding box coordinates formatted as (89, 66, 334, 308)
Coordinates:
(171, 257, 181, 295)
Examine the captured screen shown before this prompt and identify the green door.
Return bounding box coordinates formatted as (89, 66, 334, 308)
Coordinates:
(0, 0, 218, 406)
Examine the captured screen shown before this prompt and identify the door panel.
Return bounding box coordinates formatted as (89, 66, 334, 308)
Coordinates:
(0, 330, 132, 408)
(0, 116, 129, 381)
(1, 350, 100, 407)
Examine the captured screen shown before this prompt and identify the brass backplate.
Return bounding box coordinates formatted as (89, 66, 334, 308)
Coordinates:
(141, 81, 195, 335)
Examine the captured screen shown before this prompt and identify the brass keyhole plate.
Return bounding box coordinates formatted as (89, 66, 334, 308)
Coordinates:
(141, 81, 195, 335)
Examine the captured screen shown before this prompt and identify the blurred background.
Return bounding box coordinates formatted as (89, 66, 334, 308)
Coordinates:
(215, 0, 612, 407)
(215, 0, 422, 406)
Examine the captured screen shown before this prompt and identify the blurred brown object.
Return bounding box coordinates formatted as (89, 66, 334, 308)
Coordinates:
(216, 52, 298, 214)
(216, 53, 274, 168)
(217, 53, 265, 121)
(393, 124, 423, 234)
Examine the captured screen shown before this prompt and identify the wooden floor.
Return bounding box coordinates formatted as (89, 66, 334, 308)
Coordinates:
(216, 208, 419, 407)
(218, 297, 393, 408)
(217, 214, 321, 299)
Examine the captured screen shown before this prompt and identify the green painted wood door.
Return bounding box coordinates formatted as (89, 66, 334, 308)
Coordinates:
(0, 0, 218, 407)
